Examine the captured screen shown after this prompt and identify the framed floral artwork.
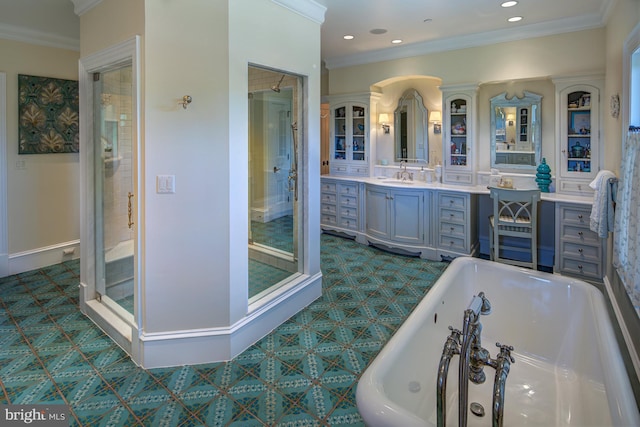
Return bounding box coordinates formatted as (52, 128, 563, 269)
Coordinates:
(18, 74, 79, 154)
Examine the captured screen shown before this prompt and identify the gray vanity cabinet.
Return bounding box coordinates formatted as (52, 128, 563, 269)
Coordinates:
(555, 203, 605, 282)
(320, 179, 360, 238)
(436, 191, 478, 260)
(365, 185, 426, 246)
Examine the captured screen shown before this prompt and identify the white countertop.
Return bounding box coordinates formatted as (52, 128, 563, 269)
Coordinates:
(321, 174, 594, 205)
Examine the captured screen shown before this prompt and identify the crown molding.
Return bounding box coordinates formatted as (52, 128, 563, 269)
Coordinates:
(324, 13, 606, 70)
(270, 0, 326, 25)
(0, 22, 79, 51)
(70, 0, 103, 16)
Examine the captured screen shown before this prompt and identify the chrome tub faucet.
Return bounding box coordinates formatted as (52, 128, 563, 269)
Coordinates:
(437, 292, 514, 427)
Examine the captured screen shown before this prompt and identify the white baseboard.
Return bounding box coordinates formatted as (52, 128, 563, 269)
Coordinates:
(6, 240, 80, 276)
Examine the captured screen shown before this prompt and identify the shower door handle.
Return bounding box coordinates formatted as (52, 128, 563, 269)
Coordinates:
(127, 192, 134, 229)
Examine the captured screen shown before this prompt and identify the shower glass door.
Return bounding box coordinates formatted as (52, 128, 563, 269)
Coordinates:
(94, 64, 135, 318)
(248, 66, 302, 301)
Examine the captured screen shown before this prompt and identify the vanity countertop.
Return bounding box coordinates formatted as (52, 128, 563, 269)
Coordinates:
(321, 174, 594, 205)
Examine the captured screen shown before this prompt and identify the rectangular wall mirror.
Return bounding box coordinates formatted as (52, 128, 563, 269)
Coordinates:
(490, 91, 542, 170)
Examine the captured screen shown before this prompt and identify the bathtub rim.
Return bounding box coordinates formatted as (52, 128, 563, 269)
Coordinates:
(356, 257, 640, 427)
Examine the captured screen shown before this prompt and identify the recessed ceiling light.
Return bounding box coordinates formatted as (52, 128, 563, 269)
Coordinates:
(508, 16, 523, 22)
(501, 1, 518, 7)
(343, 35, 354, 40)
(391, 39, 403, 44)
(370, 28, 387, 35)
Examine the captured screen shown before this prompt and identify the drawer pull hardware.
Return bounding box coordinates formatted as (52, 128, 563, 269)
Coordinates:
(578, 214, 583, 219)
(578, 248, 583, 254)
(578, 264, 583, 270)
(578, 231, 584, 237)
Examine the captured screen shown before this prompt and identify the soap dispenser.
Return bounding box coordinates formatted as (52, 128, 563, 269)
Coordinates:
(435, 162, 442, 183)
(418, 166, 426, 182)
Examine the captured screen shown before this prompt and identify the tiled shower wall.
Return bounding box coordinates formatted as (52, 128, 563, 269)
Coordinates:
(101, 67, 134, 252)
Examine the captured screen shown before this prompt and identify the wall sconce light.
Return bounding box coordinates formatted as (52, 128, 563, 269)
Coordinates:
(429, 111, 442, 134)
(379, 113, 390, 134)
(506, 113, 515, 126)
(179, 95, 192, 109)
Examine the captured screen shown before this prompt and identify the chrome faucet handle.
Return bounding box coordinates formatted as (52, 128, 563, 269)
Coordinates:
(447, 326, 462, 341)
(495, 342, 515, 363)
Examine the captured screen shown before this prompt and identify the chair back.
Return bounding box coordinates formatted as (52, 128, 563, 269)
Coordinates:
(489, 187, 540, 234)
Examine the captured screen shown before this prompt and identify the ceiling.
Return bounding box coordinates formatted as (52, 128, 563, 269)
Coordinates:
(0, 0, 613, 69)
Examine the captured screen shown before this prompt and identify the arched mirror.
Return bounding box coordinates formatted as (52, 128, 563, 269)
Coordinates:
(394, 89, 428, 163)
(490, 91, 542, 170)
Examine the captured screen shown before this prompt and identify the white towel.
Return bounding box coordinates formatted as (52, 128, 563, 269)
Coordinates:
(589, 170, 616, 238)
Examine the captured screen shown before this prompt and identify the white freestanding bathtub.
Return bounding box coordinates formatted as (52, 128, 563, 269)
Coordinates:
(356, 257, 640, 427)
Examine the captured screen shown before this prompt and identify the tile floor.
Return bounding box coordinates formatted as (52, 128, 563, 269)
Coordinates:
(0, 234, 448, 426)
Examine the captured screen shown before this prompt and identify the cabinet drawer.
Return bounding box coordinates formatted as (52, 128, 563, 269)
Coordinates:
(339, 217, 358, 230)
(561, 241, 601, 261)
(439, 234, 467, 251)
(321, 214, 337, 225)
(558, 206, 590, 226)
(439, 193, 466, 210)
(561, 224, 600, 245)
(350, 166, 369, 176)
(340, 207, 358, 219)
(339, 183, 358, 195)
(444, 172, 473, 184)
(331, 164, 349, 174)
(440, 208, 465, 223)
(341, 195, 358, 207)
(558, 180, 594, 196)
(321, 193, 337, 203)
(560, 257, 602, 279)
(440, 221, 465, 237)
(321, 204, 336, 215)
(321, 181, 337, 193)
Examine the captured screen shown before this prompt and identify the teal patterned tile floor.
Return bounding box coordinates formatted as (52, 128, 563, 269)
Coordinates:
(0, 234, 448, 426)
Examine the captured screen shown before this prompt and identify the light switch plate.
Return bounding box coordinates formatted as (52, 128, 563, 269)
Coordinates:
(156, 175, 175, 193)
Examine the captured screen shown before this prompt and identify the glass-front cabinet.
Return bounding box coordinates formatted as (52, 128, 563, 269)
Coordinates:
(553, 75, 603, 195)
(441, 84, 478, 185)
(330, 101, 369, 176)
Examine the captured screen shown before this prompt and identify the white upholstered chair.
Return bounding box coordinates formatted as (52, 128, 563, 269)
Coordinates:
(489, 187, 541, 270)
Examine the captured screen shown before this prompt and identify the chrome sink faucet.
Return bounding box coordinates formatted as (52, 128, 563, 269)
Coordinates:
(397, 160, 413, 181)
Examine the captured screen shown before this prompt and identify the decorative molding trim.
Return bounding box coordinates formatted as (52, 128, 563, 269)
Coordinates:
(270, 0, 326, 25)
(0, 22, 79, 51)
(324, 14, 605, 69)
(136, 274, 322, 367)
(70, 0, 103, 16)
(7, 240, 80, 276)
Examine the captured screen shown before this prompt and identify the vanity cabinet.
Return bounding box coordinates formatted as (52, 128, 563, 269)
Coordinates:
(441, 84, 478, 185)
(436, 191, 478, 259)
(553, 75, 603, 195)
(365, 186, 426, 247)
(320, 178, 360, 237)
(555, 203, 605, 282)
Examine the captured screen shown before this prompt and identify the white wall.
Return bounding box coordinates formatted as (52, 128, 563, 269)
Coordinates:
(0, 39, 80, 275)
